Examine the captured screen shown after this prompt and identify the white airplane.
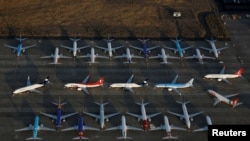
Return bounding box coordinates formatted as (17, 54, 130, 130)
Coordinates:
(113, 47, 144, 63)
(83, 101, 120, 130)
(149, 48, 180, 64)
(105, 115, 144, 139)
(64, 75, 104, 95)
(59, 37, 89, 57)
(167, 100, 203, 129)
(163, 35, 192, 58)
(12, 75, 50, 96)
(154, 75, 194, 95)
(15, 115, 55, 140)
(77, 47, 109, 63)
(126, 99, 161, 131)
(40, 47, 71, 64)
(109, 74, 149, 94)
(199, 36, 229, 58)
(3, 35, 36, 57)
(204, 66, 243, 85)
(193, 115, 212, 132)
(40, 96, 78, 130)
(207, 89, 243, 108)
(185, 48, 215, 64)
(95, 36, 123, 58)
(129, 38, 159, 57)
(150, 115, 187, 139)
(61, 115, 99, 140)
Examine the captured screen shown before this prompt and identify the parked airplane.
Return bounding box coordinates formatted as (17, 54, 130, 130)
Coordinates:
(207, 89, 242, 108)
(199, 36, 228, 58)
(95, 35, 123, 58)
(154, 75, 194, 95)
(59, 37, 89, 57)
(126, 99, 161, 131)
(61, 115, 99, 140)
(150, 115, 187, 139)
(109, 74, 148, 94)
(12, 75, 50, 96)
(77, 47, 109, 64)
(129, 38, 159, 57)
(83, 101, 120, 130)
(15, 115, 55, 140)
(105, 115, 144, 139)
(185, 48, 215, 64)
(167, 100, 203, 129)
(64, 74, 104, 95)
(204, 66, 243, 85)
(149, 48, 180, 64)
(40, 47, 71, 64)
(193, 115, 212, 132)
(40, 96, 78, 130)
(163, 35, 192, 58)
(3, 35, 36, 57)
(113, 47, 144, 63)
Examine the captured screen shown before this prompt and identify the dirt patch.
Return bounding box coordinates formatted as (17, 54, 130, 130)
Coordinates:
(0, 0, 229, 39)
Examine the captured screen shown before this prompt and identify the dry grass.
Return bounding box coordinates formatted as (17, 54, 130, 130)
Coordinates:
(0, 0, 228, 39)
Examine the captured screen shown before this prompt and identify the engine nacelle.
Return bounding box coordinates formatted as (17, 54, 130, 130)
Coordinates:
(106, 118, 109, 122)
(23, 49, 25, 52)
(190, 118, 194, 122)
(77, 88, 82, 91)
(63, 119, 66, 122)
(168, 88, 173, 91)
(217, 79, 222, 82)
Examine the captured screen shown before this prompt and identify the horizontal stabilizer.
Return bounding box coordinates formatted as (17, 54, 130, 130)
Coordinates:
(26, 137, 42, 140)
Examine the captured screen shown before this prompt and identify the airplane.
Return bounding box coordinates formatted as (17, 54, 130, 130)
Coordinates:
(15, 115, 55, 140)
(207, 89, 243, 108)
(3, 35, 36, 57)
(95, 35, 123, 58)
(163, 35, 192, 58)
(184, 48, 215, 64)
(40, 96, 78, 130)
(64, 74, 104, 95)
(129, 38, 159, 57)
(12, 75, 50, 96)
(126, 99, 161, 131)
(83, 101, 120, 130)
(77, 47, 109, 64)
(150, 115, 187, 139)
(199, 36, 229, 58)
(59, 37, 89, 57)
(40, 47, 71, 64)
(149, 48, 180, 64)
(105, 115, 144, 139)
(204, 66, 243, 85)
(61, 115, 100, 140)
(193, 115, 212, 132)
(167, 100, 203, 129)
(154, 75, 194, 95)
(109, 74, 149, 94)
(113, 47, 144, 63)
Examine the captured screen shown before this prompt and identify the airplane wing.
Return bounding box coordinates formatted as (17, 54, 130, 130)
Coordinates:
(126, 74, 134, 83)
(41, 54, 54, 58)
(113, 46, 124, 50)
(83, 111, 99, 120)
(61, 125, 77, 131)
(78, 45, 89, 50)
(15, 126, 33, 132)
(222, 78, 231, 85)
(172, 88, 182, 96)
(185, 55, 196, 59)
(126, 112, 141, 119)
(171, 124, 187, 131)
(105, 125, 121, 131)
(189, 111, 204, 119)
(59, 45, 72, 50)
(30, 89, 43, 94)
(3, 44, 17, 50)
(163, 45, 177, 52)
(182, 46, 193, 51)
(59, 54, 71, 59)
(129, 45, 143, 51)
(148, 46, 159, 51)
(82, 75, 90, 83)
(40, 112, 56, 120)
(167, 111, 184, 119)
(104, 112, 120, 120)
(171, 75, 179, 84)
(149, 125, 164, 131)
(61, 112, 78, 120)
(219, 67, 226, 74)
(213, 98, 221, 106)
(95, 45, 107, 51)
(82, 87, 89, 95)
(77, 54, 91, 58)
(22, 44, 37, 50)
(148, 112, 161, 119)
(39, 125, 56, 131)
(84, 125, 100, 131)
(199, 46, 212, 52)
(149, 54, 161, 59)
(193, 126, 208, 132)
(202, 55, 215, 59)
(96, 55, 109, 59)
(127, 125, 144, 131)
(217, 46, 228, 51)
(225, 93, 239, 98)
(131, 55, 144, 59)
(125, 87, 135, 94)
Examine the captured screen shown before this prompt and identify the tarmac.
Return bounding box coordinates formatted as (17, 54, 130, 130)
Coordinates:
(0, 18, 250, 141)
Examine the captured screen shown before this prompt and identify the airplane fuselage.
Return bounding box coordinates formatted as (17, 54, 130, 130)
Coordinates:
(164, 116, 171, 133)
(77, 116, 84, 138)
(208, 90, 230, 104)
(33, 115, 39, 139)
(13, 84, 44, 94)
(175, 41, 184, 57)
(54, 47, 60, 64)
(100, 105, 105, 129)
(141, 105, 149, 130)
(155, 83, 189, 89)
(142, 43, 148, 56)
(65, 82, 102, 89)
(109, 83, 142, 88)
(121, 116, 127, 138)
(16, 41, 22, 56)
(56, 108, 62, 128)
(90, 48, 96, 63)
(107, 41, 113, 57)
(205, 115, 212, 125)
(126, 48, 132, 62)
(209, 42, 219, 58)
(73, 41, 77, 57)
(204, 74, 240, 79)
(182, 104, 191, 129)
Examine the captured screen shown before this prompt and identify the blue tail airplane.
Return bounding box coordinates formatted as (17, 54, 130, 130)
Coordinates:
(129, 38, 159, 57)
(3, 35, 36, 57)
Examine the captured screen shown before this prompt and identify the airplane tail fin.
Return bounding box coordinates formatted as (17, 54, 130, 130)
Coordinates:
(117, 136, 133, 139)
(186, 78, 194, 87)
(95, 77, 105, 85)
(234, 68, 243, 76)
(26, 137, 42, 140)
(140, 78, 149, 86)
(49, 62, 61, 65)
(230, 97, 240, 108)
(69, 38, 81, 42)
(72, 136, 89, 140)
(95, 101, 109, 106)
(42, 75, 50, 85)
